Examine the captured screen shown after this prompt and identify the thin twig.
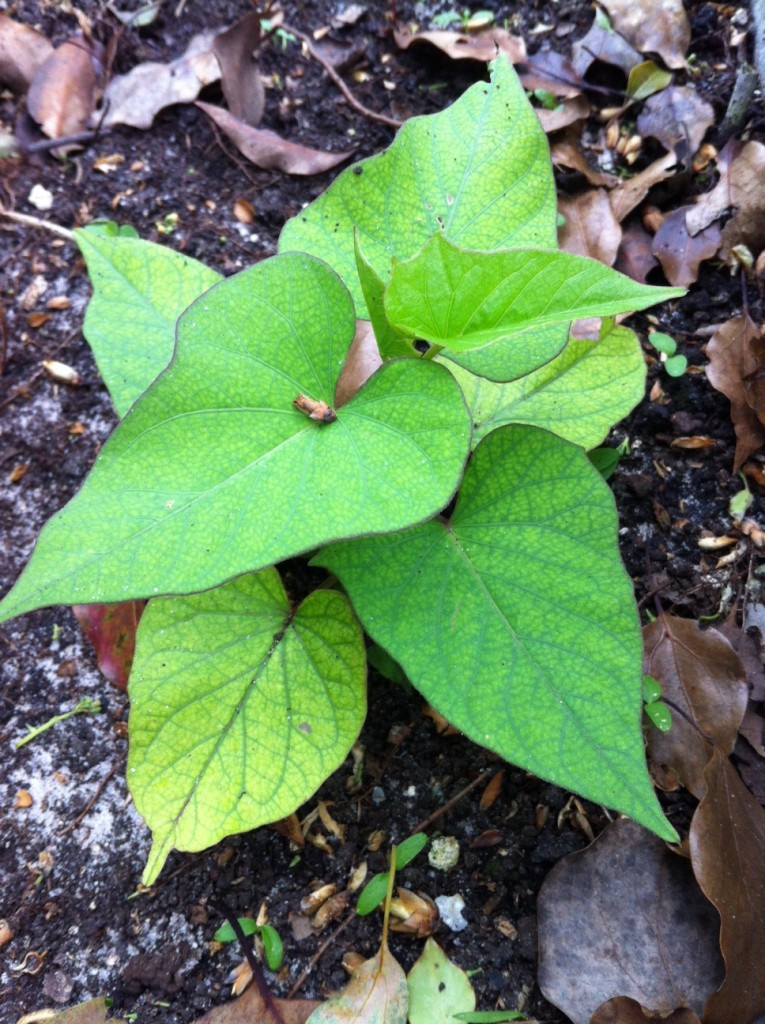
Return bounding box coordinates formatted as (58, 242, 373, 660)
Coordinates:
(211, 897, 286, 1024)
(59, 759, 121, 836)
(23, 129, 102, 155)
(282, 23, 403, 130)
(287, 909, 356, 999)
(410, 767, 494, 835)
(0, 207, 74, 240)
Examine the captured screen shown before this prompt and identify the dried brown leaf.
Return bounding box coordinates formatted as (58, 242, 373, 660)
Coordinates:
(558, 190, 622, 265)
(27, 36, 101, 140)
(537, 818, 723, 1024)
(193, 982, 320, 1024)
(719, 140, 765, 261)
(690, 749, 765, 1024)
(212, 12, 265, 128)
(335, 321, 381, 408)
(306, 938, 408, 1023)
(536, 95, 590, 134)
(636, 86, 713, 164)
(643, 617, 748, 798)
(478, 769, 504, 811)
(551, 134, 616, 186)
(707, 314, 765, 470)
(100, 31, 220, 130)
(393, 26, 525, 65)
(599, 0, 691, 69)
(571, 19, 641, 78)
(519, 49, 583, 98)
(652, 206, 721, 287)
(196, 102, 356, 176)
(685, 140, 740, 236)
(590, 997, 701, 1024)
(0, 14, 53, 93)
(614, 222, 659, 282)
(610, 152, 679, 222)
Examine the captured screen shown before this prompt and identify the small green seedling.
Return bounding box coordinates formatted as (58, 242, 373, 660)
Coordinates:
(729, 472, 753, 519)
(649, 331, 687, 377)
(588, 437, 630, 480)
(643, 675, 672, 733)
(213, 918, 284, 971)
(16, 697, 101, 749)
(432, 8, 495, 30)
(357, 833, 429, 915)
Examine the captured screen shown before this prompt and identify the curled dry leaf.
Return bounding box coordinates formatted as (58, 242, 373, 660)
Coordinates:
(718, 140, 765, 261)
(685, 140, 740, 236)
(335, 321, 381, 408)
(537, 818, 723, 1024)
(590, 996, 701, 1024)
(636, 86, 714, 165)
(551, 133, 616, 187)
(197, 102, 357, 176)
(558, 189, 622, 266)
(706, 314, 765, 470)
(652, 206, 722, 287)
(211, 12, 265, 128)
(27, 36, 102, 140)
(642, 616, 748, 798)
(689, 749, 765, 1024)
(73, 601, 145, 691)
(536, 95, 591, 134)
(610, 151, 679, 222)
(571, 18, 642, 78)
(0, 14, 53, 93)
(99, 31, 220, 129)
(393, 26, 526, 66)
(600, 0, 691, 69)
(519, 49, 583, 99)
(389, 888, 438, 937)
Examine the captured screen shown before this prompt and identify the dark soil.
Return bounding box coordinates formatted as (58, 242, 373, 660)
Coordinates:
(1, 2, 762, 1023)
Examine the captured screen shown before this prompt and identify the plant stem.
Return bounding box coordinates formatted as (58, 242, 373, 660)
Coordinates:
(16, 698, 101, 749)
(211, 898, 286, 1024)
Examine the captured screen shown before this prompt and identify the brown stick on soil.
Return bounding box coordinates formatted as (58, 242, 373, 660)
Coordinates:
(282, 23, 403, 130)
(0, 206, 73, 240)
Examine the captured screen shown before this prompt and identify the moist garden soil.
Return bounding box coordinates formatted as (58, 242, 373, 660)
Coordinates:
(0, 1, 762, 1022)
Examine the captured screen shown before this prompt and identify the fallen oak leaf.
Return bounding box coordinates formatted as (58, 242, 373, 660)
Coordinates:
(685, 139, 740, 236)
(652, 206, 722, 287)
(551, 132, 617, 187)
(193, 982, 320, 1024)
(636, 86, 714, 166)
(0, 14, 53, 93)
(614, 222, 659, 283)
(610, 151, 679, 222)
(536, 95, 591, 134)
(706, 313, 765, 470)
(642, 616, 747, 798)
(197, 102, 356, 176)
(718, 140, 765, 262)
(690, 749, 765, 1024)
(558, 189, 622, 266)
(590, 996, 701, 1024)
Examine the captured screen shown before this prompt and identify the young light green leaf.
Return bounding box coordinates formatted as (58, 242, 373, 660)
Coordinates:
(0, 253, 471, 621)
(642, 675, 662, 704)
(357, 873, 391, 916)
(384, 234, 685, 353)
(644, 701, 672, 733)
(306, 942, 408, 1024)
(316, 425, 677, 842)
(76, 228, 221, 416)
(395, 833, 429, 869)
(213, 917, 258, 943)
(442, 321, 570, 384)
(128, 571, 366, 885)
(259, 924, 284, 970)
(664, 353, 687, 377)
(446, 323, 646, 451)
(280, 55, 556, 311)
(407, 938, 476, 1024)
(355, 234, 416, 360)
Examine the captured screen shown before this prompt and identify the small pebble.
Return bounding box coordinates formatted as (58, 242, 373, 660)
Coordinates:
(428, 835, 460, 871)
(28, 184, 54, 211)
(371, 786, 385, 805)
(435, 893, 468, 932)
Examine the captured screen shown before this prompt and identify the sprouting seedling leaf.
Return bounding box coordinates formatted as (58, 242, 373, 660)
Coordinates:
(729, 472, 752, 519)
(407, 938, 476, 1024)
(384, 233, 685, 354)
(357, 834, 429, 915)
(644, 700, 672, 733)
(649, 332, 687, 377)
(213, 919, 284, 971)
(588, 438, 630, 480)
(307, 849, 408, 1023)
(643, 675, 663, 704)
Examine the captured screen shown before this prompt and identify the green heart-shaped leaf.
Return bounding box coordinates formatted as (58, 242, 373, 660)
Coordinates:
(76, 228, 221, 415)
(384, 234, 685, 353)
(128, 571, 366, 884)
(0, 254, 471, 621)
(446, 322, 647, 450)
(315, 425, 676, 841)
(279, 55, 557, 311)
(442, 321, 570, 383)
